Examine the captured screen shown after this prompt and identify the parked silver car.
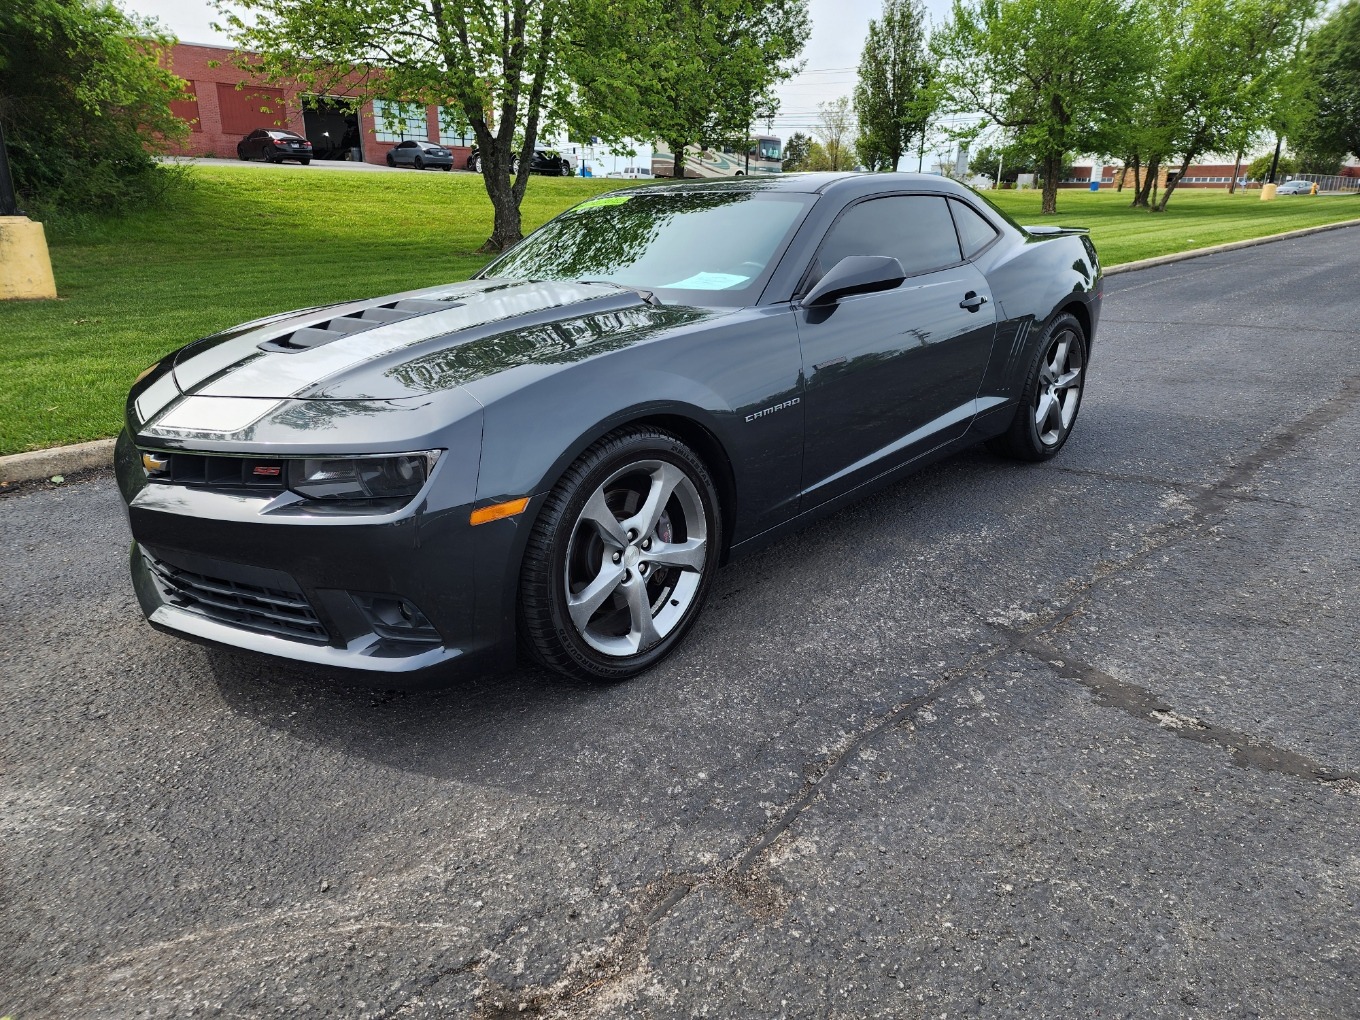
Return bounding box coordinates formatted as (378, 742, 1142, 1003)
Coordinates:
(385, 140, 454, 171)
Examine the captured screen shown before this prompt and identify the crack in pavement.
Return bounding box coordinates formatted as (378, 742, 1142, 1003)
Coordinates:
(1008, 629, 1360, 787)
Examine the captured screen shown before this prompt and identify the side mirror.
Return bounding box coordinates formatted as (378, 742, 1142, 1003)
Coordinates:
(802, 255, 906, 307)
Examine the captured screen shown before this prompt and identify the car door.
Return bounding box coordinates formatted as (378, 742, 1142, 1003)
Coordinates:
(795, 194, 999, 507)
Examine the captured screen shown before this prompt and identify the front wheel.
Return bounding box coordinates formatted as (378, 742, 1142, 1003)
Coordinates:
(989, 312, 1087, 461)
(467, 155, 480, 173)
(386, 153, 396, 167)
(519, 428, 722, 682)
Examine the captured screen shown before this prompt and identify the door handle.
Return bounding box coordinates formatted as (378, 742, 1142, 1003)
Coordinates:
(959, 291, 988, 312)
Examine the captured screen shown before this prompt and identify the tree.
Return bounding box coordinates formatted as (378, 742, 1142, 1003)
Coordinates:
(967, 140, 1040, 184)
(1247, 152, 1298, 179)
(219, 0, 567, 251)
(0, 0, 189, 221)
(933, 0, 1156, 214)
(1125, 0, 1315, 212)
(782, 131, 813, 170)
(815, 96, 856, 170)
(1296, 0, 1360, 165)
(854, 0, 932, 172)
(569, 0, 809, 180)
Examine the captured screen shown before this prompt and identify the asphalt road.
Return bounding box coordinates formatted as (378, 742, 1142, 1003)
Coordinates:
(3, 229, 1359, 1019)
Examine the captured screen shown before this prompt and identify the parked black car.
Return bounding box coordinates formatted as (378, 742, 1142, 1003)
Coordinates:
(385, 140, 454, 171)
(236, 129, 312, 165)
(467, 146, 574, 175)
(117, 173, 1101, 687)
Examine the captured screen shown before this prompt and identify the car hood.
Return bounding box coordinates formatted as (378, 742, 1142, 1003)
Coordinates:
(169, 279, 719, 402)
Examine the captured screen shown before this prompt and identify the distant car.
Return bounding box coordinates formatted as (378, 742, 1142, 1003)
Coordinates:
(236, 129, 312, 165)
(466, 147, 574, 176)
(606, 167, 655, 179)
(1276, 179, 1314, 195)
(385, 140, 454, 171)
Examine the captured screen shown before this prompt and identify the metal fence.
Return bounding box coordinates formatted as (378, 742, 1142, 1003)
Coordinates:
(1294, 173, 1360, 193)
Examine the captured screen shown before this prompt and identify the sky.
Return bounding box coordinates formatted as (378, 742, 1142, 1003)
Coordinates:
(124, 0, 966, 168)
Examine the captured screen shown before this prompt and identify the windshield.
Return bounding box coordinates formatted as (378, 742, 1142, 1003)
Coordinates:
(480, 191, 812, 306)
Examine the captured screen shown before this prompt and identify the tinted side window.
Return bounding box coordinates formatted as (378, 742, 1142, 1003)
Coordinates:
(949, 199, 1000, 258)
(814, 196, 963, 281)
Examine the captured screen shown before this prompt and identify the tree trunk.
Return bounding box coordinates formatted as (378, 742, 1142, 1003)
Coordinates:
(1228, 148, 1243, 194)
(1040, 153, 1060, 215)
(1156, 150, 1195, 212)
(1132, 155, 1159, 208)
(478, 151, 524, 252)
(671, 139, 686, 179)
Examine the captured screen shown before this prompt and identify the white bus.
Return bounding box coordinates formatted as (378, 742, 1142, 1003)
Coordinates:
(652, 136, 782, 178)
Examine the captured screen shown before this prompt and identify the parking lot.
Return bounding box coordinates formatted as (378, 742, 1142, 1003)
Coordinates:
(3, 228, 1358, 1019)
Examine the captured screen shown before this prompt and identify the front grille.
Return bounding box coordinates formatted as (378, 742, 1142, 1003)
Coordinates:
(145, 452, 288, 491)
(146, 553, 329, 643)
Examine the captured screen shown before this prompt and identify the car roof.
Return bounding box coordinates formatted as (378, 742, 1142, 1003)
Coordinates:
(607, 172, 978, 199)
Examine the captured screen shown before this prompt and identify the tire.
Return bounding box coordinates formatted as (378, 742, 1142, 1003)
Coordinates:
(415, 156, 424, 170)
(989, 312, 1087, 461)
(560, 165, 571, 176)
(519, 427, 723, 682)
(386, 153, 396, 167)
(237, 147, 247, 161)
(441, 165, 451, 171)
(468, 155, 480, 173)
(299, 159, 310, 166)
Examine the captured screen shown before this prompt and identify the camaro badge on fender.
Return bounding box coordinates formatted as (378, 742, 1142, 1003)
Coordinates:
(746, 397, 801, 423)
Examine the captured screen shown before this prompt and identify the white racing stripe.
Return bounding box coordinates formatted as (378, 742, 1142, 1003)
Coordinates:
(188, 281, 614, 400)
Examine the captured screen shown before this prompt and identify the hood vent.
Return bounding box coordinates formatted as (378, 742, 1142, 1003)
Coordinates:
(257, 298, 461, 353)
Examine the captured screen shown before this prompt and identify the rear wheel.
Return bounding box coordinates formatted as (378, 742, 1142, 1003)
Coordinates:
(519, 427, 722, 682)
(467, 154, 480, 173)
(415, 156, 425, 170)
(299, 158, 310, 166)
(989, 312, 1087, 461)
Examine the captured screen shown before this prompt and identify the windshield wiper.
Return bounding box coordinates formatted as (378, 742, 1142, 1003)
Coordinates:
(575, 280, 662, 306)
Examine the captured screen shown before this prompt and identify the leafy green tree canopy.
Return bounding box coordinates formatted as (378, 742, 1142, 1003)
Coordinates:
(1298, 0, 1360, 163)
(933, 0, 1155, 213)
(782, 131, 813, 170)
(0, 0, 189, 223)
(218, 0, 568, 252)
(569, 0, 809, 179)
(815, 96, 857, 171)
(854, 0, 932, 172)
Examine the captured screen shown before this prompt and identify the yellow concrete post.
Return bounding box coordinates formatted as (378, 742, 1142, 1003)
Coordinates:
(1260, 183, 1278, 201)
(0, 216, 57, 299)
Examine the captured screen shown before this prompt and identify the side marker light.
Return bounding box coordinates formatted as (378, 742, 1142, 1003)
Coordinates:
(469, 497, 530, 526)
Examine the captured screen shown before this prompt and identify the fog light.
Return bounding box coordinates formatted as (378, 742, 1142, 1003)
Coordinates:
(351, 593, 440, 644)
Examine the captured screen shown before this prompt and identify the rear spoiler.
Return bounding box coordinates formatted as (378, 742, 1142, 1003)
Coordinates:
(1023, 224, 1090, 237)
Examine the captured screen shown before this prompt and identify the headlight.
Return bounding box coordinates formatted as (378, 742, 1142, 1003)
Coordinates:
(288, 453, 438, 501)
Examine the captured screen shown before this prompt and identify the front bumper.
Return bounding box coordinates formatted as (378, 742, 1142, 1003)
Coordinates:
(116, 431, 525, 687)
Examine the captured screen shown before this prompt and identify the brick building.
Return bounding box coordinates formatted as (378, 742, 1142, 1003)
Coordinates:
(161, 43, 474, 168)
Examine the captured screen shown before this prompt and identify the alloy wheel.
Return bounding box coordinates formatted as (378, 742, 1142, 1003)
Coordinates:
(1033, 327, 1084, 447)
(563, 459, 708, 657)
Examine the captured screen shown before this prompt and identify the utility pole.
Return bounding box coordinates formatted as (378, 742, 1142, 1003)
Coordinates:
(1267, 135, 1283, 183)
(0, 121, 22, 216)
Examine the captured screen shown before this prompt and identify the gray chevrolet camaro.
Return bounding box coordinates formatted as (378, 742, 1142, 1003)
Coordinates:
(116, 173, 1102, 686)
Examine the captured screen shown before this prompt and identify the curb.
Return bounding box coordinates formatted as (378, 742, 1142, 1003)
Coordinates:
(5, 216, 1359, 485)
(0, 438, 116, 485)
(1103, 215, 1360, 275)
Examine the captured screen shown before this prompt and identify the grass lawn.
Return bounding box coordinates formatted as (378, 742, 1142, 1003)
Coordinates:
(1, 166, 1356, 456)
